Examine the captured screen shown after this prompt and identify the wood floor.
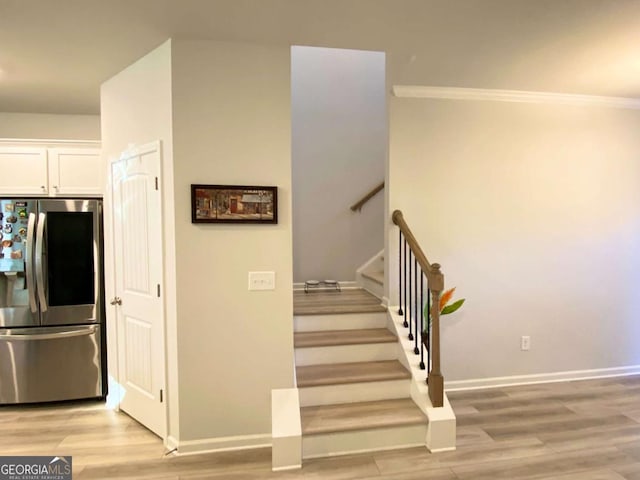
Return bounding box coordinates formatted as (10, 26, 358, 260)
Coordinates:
(294, 328, 396, 348)
(6, 375, 640, 478)
(301, 398, 427, 435)
(296, 360, 411, 387)
(293, 288, 386, 315)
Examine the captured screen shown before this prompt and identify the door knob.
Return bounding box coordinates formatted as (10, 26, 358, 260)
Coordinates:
(110, 297, 122, 306)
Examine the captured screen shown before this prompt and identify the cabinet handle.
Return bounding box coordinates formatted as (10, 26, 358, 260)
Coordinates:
(40, 185, 46, 190)
(53, 185, 59, 191)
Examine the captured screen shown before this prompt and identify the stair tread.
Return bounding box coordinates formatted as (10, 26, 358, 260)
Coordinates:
(301, 398, 426, 435)
(296, 360, 410, 387)
(294, 328, 396, 348)
(294, 288, 385, 315)
(362, 270, 384, 284)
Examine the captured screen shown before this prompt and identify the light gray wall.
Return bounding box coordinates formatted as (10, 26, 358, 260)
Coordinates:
(101, 38, 294, 448)
(171, 39, 294, 442)
(389, 97, 640, 383)
(0, 112, 100, 139)
(100, 40, 180, 440)
(292, 46, 386, 282)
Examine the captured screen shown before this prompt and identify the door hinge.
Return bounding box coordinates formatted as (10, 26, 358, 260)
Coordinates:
(157, 284, 161, 297)
(155, 177, 159, 190)
(160, 389, 163, 403)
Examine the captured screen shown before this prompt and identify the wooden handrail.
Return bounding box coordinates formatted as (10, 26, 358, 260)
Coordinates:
(392, 210, 443, 291)
(350, 181, 384, 212)
(392, 209, 444, 407)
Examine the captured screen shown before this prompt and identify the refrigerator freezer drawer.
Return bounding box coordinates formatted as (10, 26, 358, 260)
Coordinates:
(0, 325, 102, 404)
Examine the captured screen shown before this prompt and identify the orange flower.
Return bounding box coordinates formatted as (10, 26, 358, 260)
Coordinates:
(439, 288, 456, 312)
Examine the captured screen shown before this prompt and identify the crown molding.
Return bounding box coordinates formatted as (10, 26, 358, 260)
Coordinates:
(0, 138, 101, 146)
(392, 85, 640, 110)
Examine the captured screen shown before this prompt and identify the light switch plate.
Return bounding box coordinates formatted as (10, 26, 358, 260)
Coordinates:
(248, 271, 275, 291)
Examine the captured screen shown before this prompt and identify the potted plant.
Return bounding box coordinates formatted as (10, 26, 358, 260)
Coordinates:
(423, 287, 464, 344)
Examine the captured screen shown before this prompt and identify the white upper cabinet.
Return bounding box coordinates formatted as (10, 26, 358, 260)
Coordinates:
(0, 147, 49, 195)
(48, 147, 102, 196)
(0, 142, 103, 197)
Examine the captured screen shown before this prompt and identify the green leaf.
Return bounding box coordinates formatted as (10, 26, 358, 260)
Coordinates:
(441, 298, 465, 315)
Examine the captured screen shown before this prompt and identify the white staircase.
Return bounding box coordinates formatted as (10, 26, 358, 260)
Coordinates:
(293, 289, 427, 459)
(272, 288, 456, 471)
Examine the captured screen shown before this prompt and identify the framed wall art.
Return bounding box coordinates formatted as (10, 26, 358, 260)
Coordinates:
(191, 184, 278, 224)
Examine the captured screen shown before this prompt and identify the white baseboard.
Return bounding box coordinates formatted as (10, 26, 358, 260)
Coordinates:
(429, 446, 456, 453)
(445, 364, 640, 392)
(165, 436, 179, 452)
(172, 433, 271, 456)
(273, 464, 302, 472)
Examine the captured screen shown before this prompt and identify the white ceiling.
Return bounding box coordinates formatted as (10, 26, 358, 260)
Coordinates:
(1, 0, 639, 114)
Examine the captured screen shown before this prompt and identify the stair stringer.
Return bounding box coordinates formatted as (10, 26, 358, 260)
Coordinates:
(387, 308, 457, 453)
(271, 388, 302, 471)
(356, 249, 384, 298)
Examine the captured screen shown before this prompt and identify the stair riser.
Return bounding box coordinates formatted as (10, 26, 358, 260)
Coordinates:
(302, 424, 427, 459)
(295, 343, 398, 366)
(299, 379, 410, 407)
(294, 312, 387, 332)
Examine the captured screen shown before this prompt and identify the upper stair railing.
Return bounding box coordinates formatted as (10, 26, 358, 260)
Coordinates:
(392, 210, 444, 407)
(350, 181, 384, 212)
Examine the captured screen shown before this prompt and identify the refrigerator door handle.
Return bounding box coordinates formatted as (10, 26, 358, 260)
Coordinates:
(0, 325, 97, 341)
(35, 212, 47, 312)
(25, 212, 37, 313)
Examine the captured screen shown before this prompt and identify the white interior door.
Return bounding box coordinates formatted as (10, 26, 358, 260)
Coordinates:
(111, 142, 166, 438)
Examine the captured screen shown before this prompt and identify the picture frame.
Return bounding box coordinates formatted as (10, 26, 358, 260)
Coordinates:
(191, 184, 278, 224)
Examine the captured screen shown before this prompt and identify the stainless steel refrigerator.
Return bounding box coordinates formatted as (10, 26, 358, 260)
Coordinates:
(0, 198, 105, 404)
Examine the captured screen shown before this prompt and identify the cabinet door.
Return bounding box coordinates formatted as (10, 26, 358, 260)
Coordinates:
(48, 148, 103, 196)
(0, 147, 48, 195)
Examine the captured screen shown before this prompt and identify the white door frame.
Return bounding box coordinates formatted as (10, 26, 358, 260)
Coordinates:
(104, 140, 168, 441)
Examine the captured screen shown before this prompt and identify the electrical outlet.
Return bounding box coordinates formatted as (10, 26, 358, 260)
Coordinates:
(521, 335, 531, 351)
(248, 271, 275, 291)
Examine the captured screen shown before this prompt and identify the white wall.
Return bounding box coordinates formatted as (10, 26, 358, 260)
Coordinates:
(291, 47, 386, 282)
(171, 39, 294, 444)
(389, 97, 640, 383)
(0, 112, 100, 139)
(100, 40, 180, 439)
